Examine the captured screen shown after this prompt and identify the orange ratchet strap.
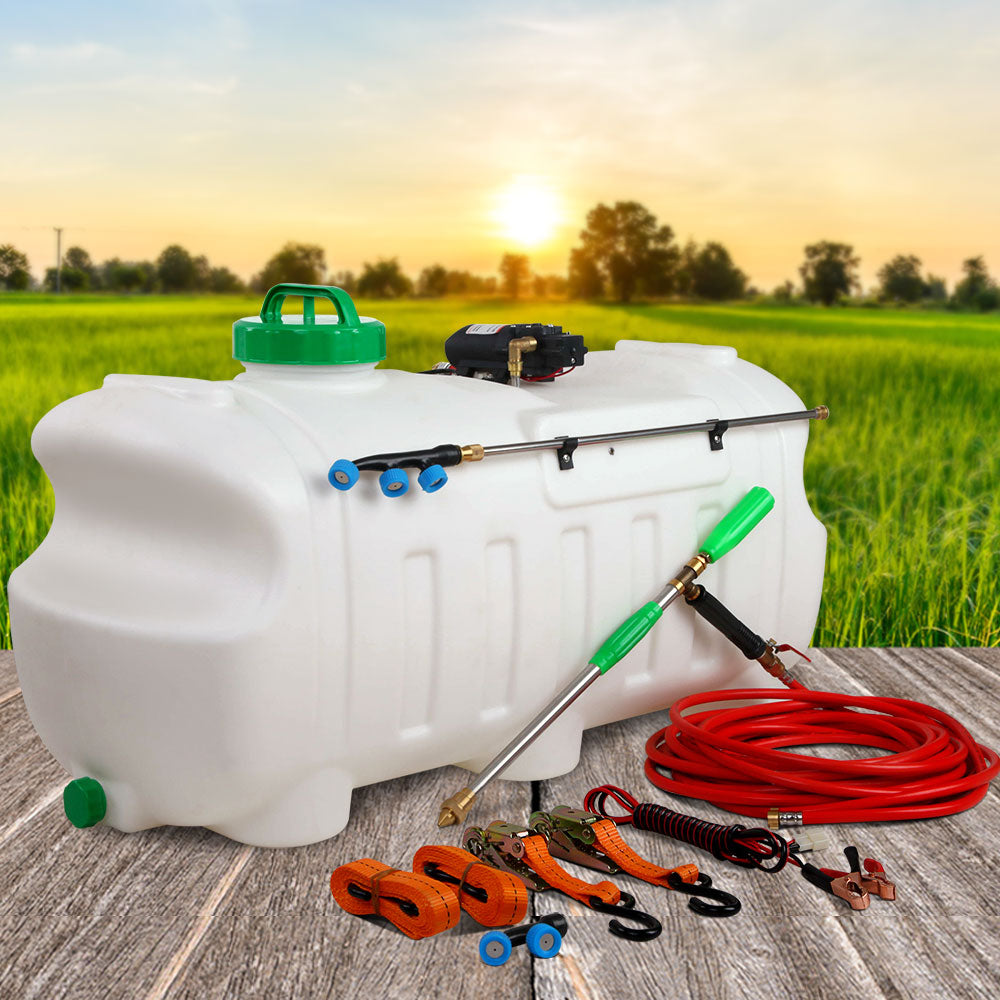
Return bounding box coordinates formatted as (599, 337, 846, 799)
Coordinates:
(463, 822, 620, 906)
(413, 845, 529, 927)
(530, 806, 700, 888)
(330, 858, 460, 939)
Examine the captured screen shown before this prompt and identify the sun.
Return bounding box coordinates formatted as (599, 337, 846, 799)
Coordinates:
(494, 176, 562, 247)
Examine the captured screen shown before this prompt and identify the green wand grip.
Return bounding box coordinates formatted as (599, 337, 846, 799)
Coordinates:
(590, 601, 663, 674)
(700, 486, 775, 562)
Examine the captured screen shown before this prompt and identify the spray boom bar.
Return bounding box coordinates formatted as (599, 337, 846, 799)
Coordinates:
(328, 406, 828, 496)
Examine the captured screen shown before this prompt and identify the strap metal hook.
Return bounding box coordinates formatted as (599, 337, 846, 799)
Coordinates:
(666, 872, 742, 917)
(588, 891, 662, 941)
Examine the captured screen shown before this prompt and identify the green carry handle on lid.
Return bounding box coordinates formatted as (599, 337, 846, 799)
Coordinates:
(233, 283, 386, 366)
(259, 283, 361, 327)
(700, 486, 775, 562)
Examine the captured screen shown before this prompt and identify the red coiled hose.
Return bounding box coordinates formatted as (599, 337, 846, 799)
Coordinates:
(643, 685, 999, 825)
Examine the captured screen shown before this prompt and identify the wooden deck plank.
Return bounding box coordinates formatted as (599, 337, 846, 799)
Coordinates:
(164, 767, 533, 1000)
(945, 646, 1000, 672)
(533, 648, 1000, 1000)
(0, 656, 252, 1000)
(0, 695, 69, 839)
(0, 820, 248, 1000)
(819, 647, 1000, 926)
(0, 649, 19, 697)
(0, 648, 997, 999)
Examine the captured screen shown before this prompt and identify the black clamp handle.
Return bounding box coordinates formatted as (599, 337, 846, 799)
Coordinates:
(685, 585, 768, 661)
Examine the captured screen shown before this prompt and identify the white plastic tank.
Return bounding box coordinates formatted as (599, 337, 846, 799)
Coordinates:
(9, 284, 826, 847)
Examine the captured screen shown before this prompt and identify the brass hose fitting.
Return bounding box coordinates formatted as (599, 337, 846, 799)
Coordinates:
(507, 336, 538, 387)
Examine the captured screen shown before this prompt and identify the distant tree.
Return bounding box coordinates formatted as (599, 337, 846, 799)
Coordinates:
(799, 241, 860, 306)
(772, 280, 796, 303)
(207, 266, 244, 293)
(568, 247, 603, 299)
(66, 246, 99, 287)
(924, 274, 947, 302)
(0, 244, 31, 290)
(101, 258, 124, 290)
(157, 244, 199, 292)
(253, 242, 326, 291)
(499, 253, 530, 299)
(44, 266, 84, 291)
(542, 274, 568, 297)
(64, 246, 89, 269)
(976, 287, 1000, 312)
(193, 254, 212, 291)
(330, 270, 357, 294)
(417, 264, 449, 297)
(444, 270, 473, 294)
(674, 240, 698, 296)
(101, 258, 147, 293)
(102, 258, 156, 293)
(357, 257, 412, 298)
(877, 254, 924, 303)
(684, 242, 747, 300)
(443, 270, 497, 295)
(44, 245, 100, 292)
(530, 273, 568, 298)
(572, 201, 679, 303)
(952, 256, 998, 311)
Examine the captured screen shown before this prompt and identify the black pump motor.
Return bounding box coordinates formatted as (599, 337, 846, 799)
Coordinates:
(443, 323, 586, 383)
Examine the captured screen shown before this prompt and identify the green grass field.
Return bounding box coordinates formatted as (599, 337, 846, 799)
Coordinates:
(2, 293, 998, 649)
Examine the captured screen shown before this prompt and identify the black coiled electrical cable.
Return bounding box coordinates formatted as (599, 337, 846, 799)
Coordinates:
(584, 784, 792, 873)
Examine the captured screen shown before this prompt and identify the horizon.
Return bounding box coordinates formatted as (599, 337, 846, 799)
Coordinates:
(3, 1, 999, 289)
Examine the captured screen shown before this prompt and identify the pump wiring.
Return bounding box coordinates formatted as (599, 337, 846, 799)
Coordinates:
(522, 366, 577, 382)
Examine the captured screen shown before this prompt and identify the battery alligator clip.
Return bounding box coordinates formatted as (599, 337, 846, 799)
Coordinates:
(858, 857, 897, 901)
(838, 846, 897, 902)
(800, 858, 870, 910)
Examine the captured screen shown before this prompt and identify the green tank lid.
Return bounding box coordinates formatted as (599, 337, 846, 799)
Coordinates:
(64, 777, 107, 828)
(233, 283, 386, 365)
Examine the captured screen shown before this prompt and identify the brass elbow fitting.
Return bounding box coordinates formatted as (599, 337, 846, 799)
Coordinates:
(507, 336, 538, 386)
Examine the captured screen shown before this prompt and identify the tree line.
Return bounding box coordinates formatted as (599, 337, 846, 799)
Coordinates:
(0, 243, 245, 294)
(2, 200, 998, 311)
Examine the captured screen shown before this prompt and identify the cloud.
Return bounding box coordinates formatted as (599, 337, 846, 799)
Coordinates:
(23, 73, 240, 98)
(9, 41, 120, 62)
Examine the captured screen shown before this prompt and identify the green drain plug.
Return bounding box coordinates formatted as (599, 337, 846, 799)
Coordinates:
(63, 777, 107, 828)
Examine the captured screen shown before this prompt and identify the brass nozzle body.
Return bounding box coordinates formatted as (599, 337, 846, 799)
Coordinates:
(438, 786, 476, 828)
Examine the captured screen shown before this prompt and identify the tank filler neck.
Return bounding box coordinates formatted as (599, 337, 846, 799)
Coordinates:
(236, 361, 382, 385)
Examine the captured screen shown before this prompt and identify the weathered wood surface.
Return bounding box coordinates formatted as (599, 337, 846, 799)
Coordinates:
(0, 648, 997, 1000)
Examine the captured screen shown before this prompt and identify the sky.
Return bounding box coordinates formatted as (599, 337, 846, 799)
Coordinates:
(2, 0, 999, 289)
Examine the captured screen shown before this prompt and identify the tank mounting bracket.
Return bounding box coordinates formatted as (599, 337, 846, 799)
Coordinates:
(708, 420, 729, 451)
(555, 436, 579, 470)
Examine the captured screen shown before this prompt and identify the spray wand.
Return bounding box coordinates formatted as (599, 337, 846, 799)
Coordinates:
(437, 486, 775, 828)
